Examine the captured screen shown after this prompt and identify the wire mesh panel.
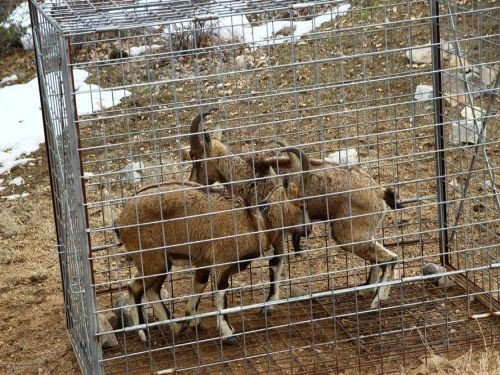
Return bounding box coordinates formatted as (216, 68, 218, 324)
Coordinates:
(29, 0, 499, 374)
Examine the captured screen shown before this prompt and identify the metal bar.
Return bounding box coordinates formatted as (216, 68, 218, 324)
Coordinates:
(446, 266, 500, 313)
(59, 33, 103, 374)
(430, 0, 450, 267)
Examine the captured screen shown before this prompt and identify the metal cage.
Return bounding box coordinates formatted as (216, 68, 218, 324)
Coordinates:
(29, 0, 499, 373)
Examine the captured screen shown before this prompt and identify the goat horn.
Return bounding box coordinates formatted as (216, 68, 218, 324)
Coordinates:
(275, 139, 311, 191)
(189, 107, 218, 159)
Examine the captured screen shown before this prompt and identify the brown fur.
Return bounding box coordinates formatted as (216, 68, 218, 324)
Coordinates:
(265, 155, 399, 308)
(115, 179, 308, 342)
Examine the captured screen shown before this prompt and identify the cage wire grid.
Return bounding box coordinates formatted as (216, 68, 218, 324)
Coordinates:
(28, 0, 499, 373)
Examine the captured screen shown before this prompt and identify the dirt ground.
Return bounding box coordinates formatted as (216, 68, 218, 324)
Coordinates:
(1, 0, 499, 374)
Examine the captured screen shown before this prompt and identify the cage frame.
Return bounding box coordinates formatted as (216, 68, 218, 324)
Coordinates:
(27, 0, 499, 373)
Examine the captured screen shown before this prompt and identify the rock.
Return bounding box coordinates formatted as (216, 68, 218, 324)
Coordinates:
(119, 162, 145, 184)
(406, 46, 432, 64)
(442, 70, 489, 107)
(460, 105, 484, 121)
(422, 263, 454, 287)
(113, 294, 134, 329)
(449, 119, 484, 146)
(289, 287, 308, 298)
(235, 54, 255, 69)
(325, 148, 358, 165)
(98, 313, 118, 349)
(414, 85, 433, 101)
(471, 63, 499, 87)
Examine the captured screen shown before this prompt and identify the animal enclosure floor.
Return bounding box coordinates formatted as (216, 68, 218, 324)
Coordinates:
(102, 282, 499, 374)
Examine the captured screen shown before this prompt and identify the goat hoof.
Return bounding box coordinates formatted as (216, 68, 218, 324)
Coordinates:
(139, 330, 149, 342)
(260, 306, 273, 318)
(222, 335, 238, 345)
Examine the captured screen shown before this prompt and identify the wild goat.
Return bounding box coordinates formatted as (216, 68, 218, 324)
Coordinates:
(115, 146, 311, 344)
(184, 113, 400, 309)
(259, 152, 401, 309)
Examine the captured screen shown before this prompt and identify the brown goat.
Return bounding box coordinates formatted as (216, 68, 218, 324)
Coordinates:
(187, 111, 313, 316)
(115, 149, 310, 344)
(183, 115, 400, 308)
(261, 152, 401, 309)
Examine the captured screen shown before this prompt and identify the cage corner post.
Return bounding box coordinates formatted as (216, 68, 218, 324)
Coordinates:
(429, 0, 449, 268)
(59, 33, 104, 375)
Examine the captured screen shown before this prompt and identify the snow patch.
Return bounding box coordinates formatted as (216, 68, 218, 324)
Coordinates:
(9, 177, 24, 186)
(0, 75, 18, 85)
(0, 69, 130, 175)
(3, 192, 30, 200)
(129, 44, 162, 57)
(162, 3, 350, 48)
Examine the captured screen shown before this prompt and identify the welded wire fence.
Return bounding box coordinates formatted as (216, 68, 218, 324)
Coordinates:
(29, 0, 499, 373)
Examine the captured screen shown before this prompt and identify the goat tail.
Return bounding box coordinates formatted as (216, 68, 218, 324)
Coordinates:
(383, 188, 403, 210)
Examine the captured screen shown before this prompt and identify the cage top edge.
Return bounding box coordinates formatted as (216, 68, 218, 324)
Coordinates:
(30, 0, 348, 35)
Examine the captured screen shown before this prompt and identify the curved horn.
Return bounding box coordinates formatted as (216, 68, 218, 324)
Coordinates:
(189, 107, 218, 159)
(275, 139, 311, 191)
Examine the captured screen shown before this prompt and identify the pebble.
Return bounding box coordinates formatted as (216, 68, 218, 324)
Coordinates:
(325, 148, 358, 165)
(414, 85, 433, 101)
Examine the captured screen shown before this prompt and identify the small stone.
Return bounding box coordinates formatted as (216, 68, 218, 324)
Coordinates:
(422, 263, 447, 286)
(414, 85, 433, 101)
(119, 162, 145, 184)
(325, 148, 358, 165)
(289, 287, 308, 298)
(406, 46, 432, 64)
(235, 54, 254, 69)
(460, 105, 484, 121)
(450, 328, 457, 334)
(472, 64, 499, 87)
(449, 120, 485, 146)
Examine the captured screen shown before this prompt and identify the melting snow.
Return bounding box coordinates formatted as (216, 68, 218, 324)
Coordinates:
(0, 69, 130, 175)
(9, 177, 24, 186)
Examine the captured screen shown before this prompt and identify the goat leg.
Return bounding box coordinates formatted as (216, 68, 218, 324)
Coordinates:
(214, 269, 237, 344)
(292, 232, 303, 256)
(184, 269, 210, 330)
(260, 253, 283, 317)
